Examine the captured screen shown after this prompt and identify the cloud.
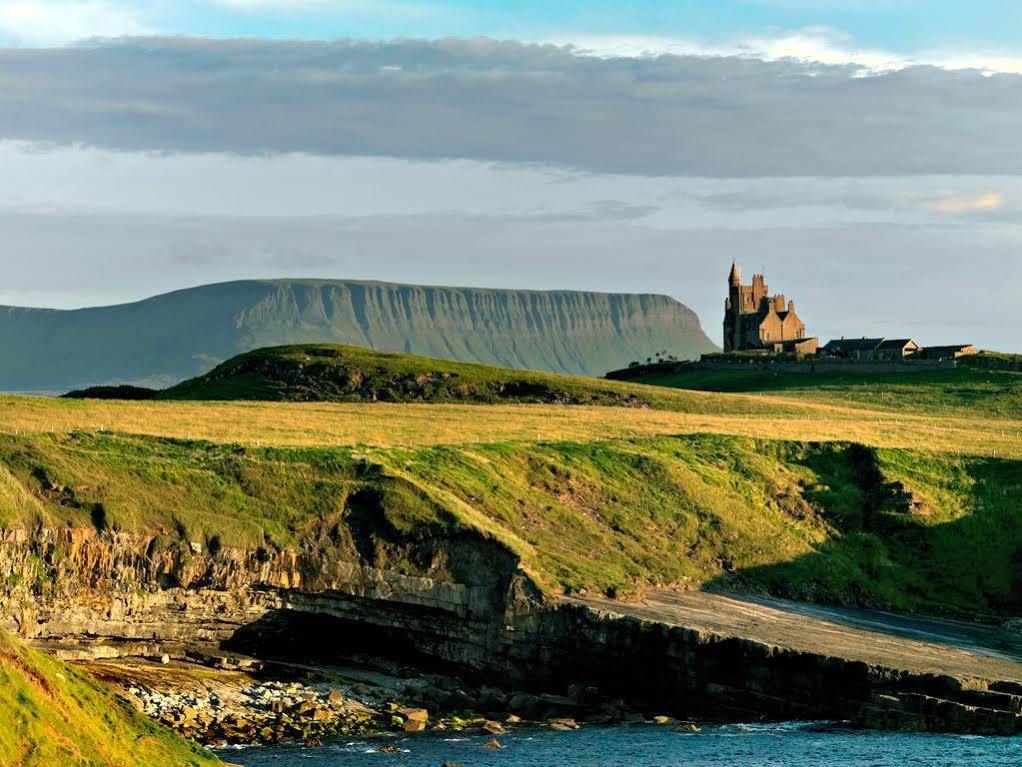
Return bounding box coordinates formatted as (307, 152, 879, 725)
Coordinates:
(1, 38, 1022, 177)
(923, 191, 1007, 214)
(210, 0, 433, 14)
(911, 191, 1005, 214)
(554, 27, 1022, 77)
(0, 1, 147, 46)
(551, 28, 912, 76)
(213, 0, 335, 6)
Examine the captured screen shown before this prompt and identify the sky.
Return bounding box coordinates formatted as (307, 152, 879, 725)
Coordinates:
(1, 2, 1021, 349)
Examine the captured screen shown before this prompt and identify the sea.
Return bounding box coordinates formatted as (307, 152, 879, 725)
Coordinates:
(217, 721, 1022, 766)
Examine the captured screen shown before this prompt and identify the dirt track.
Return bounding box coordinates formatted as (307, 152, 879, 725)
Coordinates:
(564, 591, 1022, 682)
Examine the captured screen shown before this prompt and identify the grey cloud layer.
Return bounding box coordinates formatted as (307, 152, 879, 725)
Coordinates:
(2, 37, 1021, 176)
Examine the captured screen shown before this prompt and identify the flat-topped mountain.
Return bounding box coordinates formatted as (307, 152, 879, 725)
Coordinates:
(0, 279, 717, 392)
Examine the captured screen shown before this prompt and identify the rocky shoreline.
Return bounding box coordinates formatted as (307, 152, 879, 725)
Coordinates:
(82, 651, 702, 749)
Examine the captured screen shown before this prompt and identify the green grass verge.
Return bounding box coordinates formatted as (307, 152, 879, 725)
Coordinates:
(0, 629, 218, 766)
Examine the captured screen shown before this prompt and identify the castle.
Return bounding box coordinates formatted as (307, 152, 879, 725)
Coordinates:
(723, 262, 819, 354)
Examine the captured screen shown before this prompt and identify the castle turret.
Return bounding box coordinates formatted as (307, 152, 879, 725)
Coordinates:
(728, 261, 741, 287)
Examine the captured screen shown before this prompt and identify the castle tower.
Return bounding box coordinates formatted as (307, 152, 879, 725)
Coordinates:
(722, 262, 815, 354)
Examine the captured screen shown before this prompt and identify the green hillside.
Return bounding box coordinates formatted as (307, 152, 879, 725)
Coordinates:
(0, 279, 717, 392)
(613, 362, 1022, 419)
(157, 344, 730, 408)
(0, 629, 217, 767)
(2, 429, 1020, 619)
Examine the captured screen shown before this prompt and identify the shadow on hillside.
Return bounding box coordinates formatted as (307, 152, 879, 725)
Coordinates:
(704, 449, 1022, 636)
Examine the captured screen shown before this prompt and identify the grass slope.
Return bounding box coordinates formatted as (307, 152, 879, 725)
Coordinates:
(619, 363, 1022, 419)
(1, 430, 1020, 619)
(158, 343, 781, 407)
(0, 629, 217, 766)
(1, 279, 717, 391)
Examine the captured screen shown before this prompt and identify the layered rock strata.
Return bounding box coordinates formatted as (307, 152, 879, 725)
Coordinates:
(1, 526, 1018, 736)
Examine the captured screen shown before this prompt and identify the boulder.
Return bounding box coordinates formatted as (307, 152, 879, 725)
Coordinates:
(481, 720, 505, 735)
(398, 707, 429, 724)
(446, 690, 477, 711)
(549, 718, 580, 731)
(477, 686, 509, 708)
(508, 692, 542, 719)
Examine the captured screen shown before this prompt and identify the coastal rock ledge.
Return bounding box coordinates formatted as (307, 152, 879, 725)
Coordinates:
(1, 526, 1020, 737)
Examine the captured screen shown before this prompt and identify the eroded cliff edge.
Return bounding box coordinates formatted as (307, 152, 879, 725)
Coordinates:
(1, 524, 1021, 736)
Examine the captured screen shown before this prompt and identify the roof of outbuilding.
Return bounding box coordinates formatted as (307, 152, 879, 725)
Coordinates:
(822, 338, 885, 352)
(877, 338, 918, 351)
(924, 344, 976, 353)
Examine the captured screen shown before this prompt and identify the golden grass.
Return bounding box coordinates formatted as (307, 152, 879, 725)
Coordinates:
(2, 395, 1021, 459)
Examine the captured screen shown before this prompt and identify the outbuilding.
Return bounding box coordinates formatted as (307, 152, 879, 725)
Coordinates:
(923, 344, 979, 361)
(820, 337, 885, 361)
(875, 339, 920, 362)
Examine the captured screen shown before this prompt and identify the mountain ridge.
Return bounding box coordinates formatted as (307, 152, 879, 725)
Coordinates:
(0, 278, 717, 391)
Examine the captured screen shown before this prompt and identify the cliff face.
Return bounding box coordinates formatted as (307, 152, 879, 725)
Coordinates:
(0, 523, 532, 654)
(3, 525, 1021, 736)
(0, 279, 717, 390)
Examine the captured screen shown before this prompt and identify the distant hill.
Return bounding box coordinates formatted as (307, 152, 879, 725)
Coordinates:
(157, 343, 687, 406)
(0, 279, 717, 392)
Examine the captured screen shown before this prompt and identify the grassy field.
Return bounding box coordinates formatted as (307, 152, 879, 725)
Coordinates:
(0, 629, 218, 766)
(3, 395, 1021, 459)
(34, 344, 1021, 459)
(619, 363, 1022, 419)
